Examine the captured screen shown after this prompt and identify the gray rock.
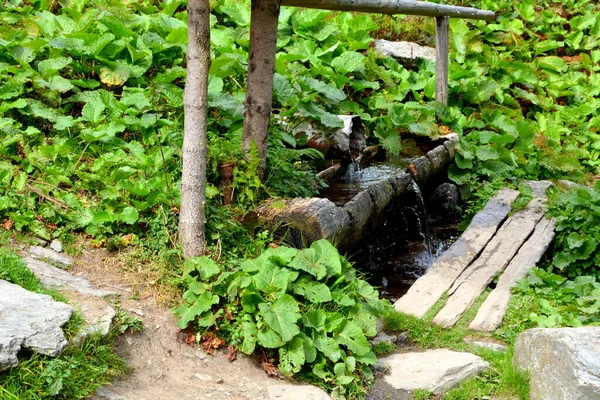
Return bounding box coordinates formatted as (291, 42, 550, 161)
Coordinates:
(268, 384, 332, 400)
(378, 349, 489, 395)
(374, 39, 436, 64)
(371, 332, 399, 346)
(464, 339, 508, 353)
(524, 180, 553, 198)
(0, 280, 73, 371)
(514, 327, 600, 400)
(429, 183, 460, 222)
(343, 190, 374, 243)
(372, 360, 391, 375)
(24, 257, 116, 297)
(70, 293, 116, 341)
(93, 386, 127, 400)
(50, 239, 63, 253)
(30, 245, 72, 268)
(388, 172, 414, 197)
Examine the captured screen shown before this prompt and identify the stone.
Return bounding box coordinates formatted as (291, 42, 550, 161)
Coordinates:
(514, 327, 600, 400)
(395, 188, 520, 318)
(268, 384, 332, 400)
(50, 239, 63, 253)
(30, 245, 72, 268)
(317, 163, 344, 184)
(0, 280, 73, 371)
(443, 133, 459, 159)
(371, 332, 399, 346)
(68, 292, 116, 340)
(469, 217, 556, 332)
(464, 339, 508, 353)
(433, 197, 546, 328)
(378, 349, 488, 395)
(24, 257, 116, 297)
(524, 180, 553, 198)
(94, 386, 127, 400)
(374, 39, 436, 64)
(293, 115, 366, 160)
(429, 183, 460, 222)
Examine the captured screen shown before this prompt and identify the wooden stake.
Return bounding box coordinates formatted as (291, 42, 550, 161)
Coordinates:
(435, 16, 449, 105)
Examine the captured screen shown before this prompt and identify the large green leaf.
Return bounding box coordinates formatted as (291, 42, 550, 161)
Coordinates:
(278, 335, 305, 376)
(174, 292, 220, 329)
(258, 294, 301, 342)
(292, 276, 332, 303)
(334, 320, 370, 356)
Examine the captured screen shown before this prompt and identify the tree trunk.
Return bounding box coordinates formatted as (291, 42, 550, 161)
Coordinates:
(242, 0, 281, 178)
(179, 0, 211, 257)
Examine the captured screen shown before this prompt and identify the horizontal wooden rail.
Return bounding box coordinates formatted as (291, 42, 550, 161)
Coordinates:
(280, 0, 495, 21)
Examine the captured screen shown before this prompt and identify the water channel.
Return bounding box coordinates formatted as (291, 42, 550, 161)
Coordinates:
(319, 157, 458, 301)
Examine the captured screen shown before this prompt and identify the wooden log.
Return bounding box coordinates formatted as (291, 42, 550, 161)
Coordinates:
(281, 0, 496, 21)
(394, 188, 520, 318)
(469, 217, 556, 332)
(435, 16, 449, 105)
(432, 198, 547, 328)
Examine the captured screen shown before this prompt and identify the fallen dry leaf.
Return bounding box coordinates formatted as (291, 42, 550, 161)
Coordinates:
(261, 360, 282, 379)
(226, 345, 237, 362)
(176, 327, 196, 346)
(201, 332, 225, 354)
(1, 219, 14, 230)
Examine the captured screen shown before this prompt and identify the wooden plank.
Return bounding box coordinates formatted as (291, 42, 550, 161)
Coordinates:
(432, 198, 547, 328)
(394, 188, 520, 318)
(280, 0, 496, 21)
(469, 217, 556, 332)
(435, 16, 449, 105)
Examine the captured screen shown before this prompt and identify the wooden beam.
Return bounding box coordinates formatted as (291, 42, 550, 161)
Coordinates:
(435, 15, 449, 105)
(280, 0, 495, 21)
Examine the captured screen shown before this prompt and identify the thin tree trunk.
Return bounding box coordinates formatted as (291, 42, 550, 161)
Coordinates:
(242, 0, 281, 178)
(179, 0, 211, 257)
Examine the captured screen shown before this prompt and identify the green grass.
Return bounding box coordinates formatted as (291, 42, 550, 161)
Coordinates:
(0, 250, 127, 398)
(382, 289, 529, 399)
(372, 341, 396, 357)
(0, 335, 126, 400)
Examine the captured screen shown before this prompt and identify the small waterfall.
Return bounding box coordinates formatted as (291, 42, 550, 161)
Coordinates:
(343, 159, 362, 182)
(410, 180, 433, 265)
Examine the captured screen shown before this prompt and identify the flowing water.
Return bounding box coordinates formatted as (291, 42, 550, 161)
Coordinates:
(319, 158, 458, 301)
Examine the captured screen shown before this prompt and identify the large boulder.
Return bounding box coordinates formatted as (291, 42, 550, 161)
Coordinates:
(514, 327, 600, 400)
(376, 349, 488, 395)
(0, 280, 73, 371)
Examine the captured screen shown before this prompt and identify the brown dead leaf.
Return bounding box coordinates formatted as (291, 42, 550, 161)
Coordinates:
(225, 308, 234, 321)
(2, 219, 14, 230)
(261, 360, 282, 379)
(176, 326, 196, 346)
(439, 125, 452, 135)
(562, 55, 581, 63)
(408, 163, 418, 177)
(226, 345, 237, 362)
(268, 243, 279, 249)
(201, 332, 225, 354)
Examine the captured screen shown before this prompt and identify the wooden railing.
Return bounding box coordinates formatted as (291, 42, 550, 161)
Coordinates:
(280, 0, 496, 105)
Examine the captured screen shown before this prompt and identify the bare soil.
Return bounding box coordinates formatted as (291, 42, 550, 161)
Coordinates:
(70, 248, 284, 400)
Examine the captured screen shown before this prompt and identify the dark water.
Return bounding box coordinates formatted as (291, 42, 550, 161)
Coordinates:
(320, 158, 458, 301)
(319, 158, 413, 206)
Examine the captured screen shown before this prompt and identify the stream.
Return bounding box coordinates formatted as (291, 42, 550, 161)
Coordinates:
(319, 158, 458, 301)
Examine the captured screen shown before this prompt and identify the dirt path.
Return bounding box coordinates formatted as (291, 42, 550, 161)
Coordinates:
(71, 248, 286, 400)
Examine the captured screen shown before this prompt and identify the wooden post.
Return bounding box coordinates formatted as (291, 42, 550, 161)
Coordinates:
(435, 16, 449, 105)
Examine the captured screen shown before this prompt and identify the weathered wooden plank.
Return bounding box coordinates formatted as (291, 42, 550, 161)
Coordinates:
(469, 217, 556, 332)
(432, 198, 547, 328)
(280, 0, 496, 21)
(435, 16, 449, 105)
(394, 188, 520, 318)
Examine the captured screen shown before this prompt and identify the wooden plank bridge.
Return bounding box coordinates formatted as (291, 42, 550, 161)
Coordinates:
(395, 183, 556, 331)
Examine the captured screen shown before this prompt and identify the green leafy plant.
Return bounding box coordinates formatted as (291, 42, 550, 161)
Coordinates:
(173, 239, 390, 397)
(548, 184, 600, 278)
